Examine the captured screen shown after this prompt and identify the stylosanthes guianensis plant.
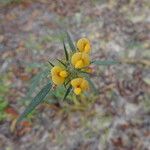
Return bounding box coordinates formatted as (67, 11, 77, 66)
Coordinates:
(17, 31, 119, 123)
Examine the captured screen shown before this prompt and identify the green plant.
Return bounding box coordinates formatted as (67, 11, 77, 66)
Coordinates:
(0, 77, 9, 121)
(0, 98, 8, 121)
(0, 0, 22, 5)
(17, 31, 119, 123)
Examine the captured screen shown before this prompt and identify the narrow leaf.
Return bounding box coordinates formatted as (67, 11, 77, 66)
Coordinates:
(92, 60, 119, 66)
(77, 69, 89, 74)
(66, 31, 76, 52)
(63, 40, 69, 61)
(27, 69, 49, 98)
(64, 79, 71, 87)
(57, 59, 67, 67)
(26, 62, 45, 68)
(48, 61, 54, 67)
(63, 85, 72, 100)
(17, 83, 52, 123)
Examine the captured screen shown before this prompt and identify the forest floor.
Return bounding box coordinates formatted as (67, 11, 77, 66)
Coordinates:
(0, 0, 150, 150)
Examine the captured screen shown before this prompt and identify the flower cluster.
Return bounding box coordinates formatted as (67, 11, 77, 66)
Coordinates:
(51, 38, 91, 95)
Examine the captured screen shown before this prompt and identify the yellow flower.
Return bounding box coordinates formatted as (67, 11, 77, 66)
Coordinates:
(71, 78, 89, 95)
(51, 66, 68, 85)
(77, 38, 91, 53)
(71, 52, 90, 69)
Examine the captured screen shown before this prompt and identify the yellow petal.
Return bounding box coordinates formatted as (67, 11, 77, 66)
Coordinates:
(77, 38, 91, 53)
(71, 52, 82, 66)
(71, 52, 90, 69)
(71, 78, 82, 87)
(84, 44, 91, 53)
(71, 78, 89, 94)
(81, 53, 90, 66)
(75, 60, 84, 69)
(77, 39, 85, 52)
(51, 66, 63, 76)
(59, 70, 68, 78)
(74, 88, 81, 95)
(81, 79, 89, 90)
(52, 76, 64, 85)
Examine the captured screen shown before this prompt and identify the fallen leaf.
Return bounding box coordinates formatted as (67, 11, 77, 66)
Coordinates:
(5, 107, 19, 119)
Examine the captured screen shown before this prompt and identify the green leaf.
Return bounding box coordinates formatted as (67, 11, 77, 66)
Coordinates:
(64, 79, 71, 87)
(17, 82, 52, 123)
(92, 60, 119, 65)
(57, 59, 67, 67)
(26, 62, 45, 68)
(63, 40, 69, 61)
(48, 61, 54, 67)
(0, 112, 6, 122)
(63, 85, 72, 100)
(0, 100, 8, 111)
(52, 85, 65, 99)
(77, 69, 89, 74)
(66, 31, 76, 52)
(27, 69, 49, 98)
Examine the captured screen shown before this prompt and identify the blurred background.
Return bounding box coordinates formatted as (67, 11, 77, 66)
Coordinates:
(0, 0, 150, 150)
